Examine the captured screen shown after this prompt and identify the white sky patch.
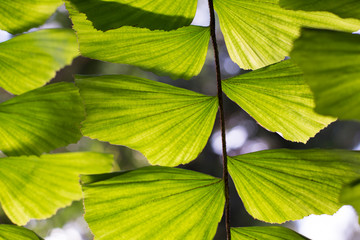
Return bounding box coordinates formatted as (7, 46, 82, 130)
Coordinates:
(240, 139, 269, 154)
(191, 0, 210, 27)
(224, 57, 240, 75)
(353, 30, 360, 35)
(45, 217, 89, 240)
(295, 206, 360, 240)
(211, 125, 249, 155)
(0, 30, 11, 43)
(353, 142, 360, 151)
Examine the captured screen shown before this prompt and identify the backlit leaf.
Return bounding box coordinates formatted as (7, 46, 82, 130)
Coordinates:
(69, 0, 198, 31)
(0, 0, 62, 34)
(291, 29, 360, 121)
(228, 149, 360, 223)
(280, 0, 360, 20)
(76, 75, 218, 166)
(0, 83, 84, 156)
(0, 29, 78, 95)
(213, 0, 360, 70)
(231, 226, 309, 240)
(222, 60, 335, 143)
(66, 1, 210, 80)
(81, 166, 224, 240)
(340, 179, 360, 222)
(0, 152, 113, 225)
(0, 225, 43, 240)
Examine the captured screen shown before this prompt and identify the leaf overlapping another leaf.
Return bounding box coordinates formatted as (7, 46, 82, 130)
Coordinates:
(228, 149, 360, 223)
(213, 0, 360, 70)
(66, 1, 210, 80)
(0, 152, 113, 225)
(0, 0, 62, 34)
(222, 60, 335, 143)
(280, 0, 360, 20)
(81, 166, 224, 240)
(291, 29, 360, 121)
(0, 82, 85, 156)
(76, 75, 218, 166)
(69, 0, 198, 31)
(0, 29, 79, 95)
(0, 225, 43, 240)
(231, 226, 309, 240)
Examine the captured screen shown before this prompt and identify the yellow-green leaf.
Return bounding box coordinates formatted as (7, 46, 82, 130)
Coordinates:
(69, 0, 198, 31)
(0, 152, 113, 225)
(0, 0, 62, 34)
(76, 75, 218, 166)
(228, 149, 360, 223)
(0, 225, 43, 240)
(0, 29, 79, 95)
(291, 29, 360, 121)
(214, 0, 360, 70)
(231, 226, 309, 240)
(81, 166, 224, 240)
(66, 1, 210, 80)
(222, 60, 335, 143)
(0, 83, 84, 156)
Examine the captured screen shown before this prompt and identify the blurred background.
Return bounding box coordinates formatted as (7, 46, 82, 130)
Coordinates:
(0, 1, 360, 239)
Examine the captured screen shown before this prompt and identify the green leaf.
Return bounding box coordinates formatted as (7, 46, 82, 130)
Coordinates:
(340, 179, 360, 222)
(0, 82, 85, 156)
(66, 1, 210, 80)
(81, 166, 224, 240)
(222, 60, 335, 143)
(0, 0, 62, 34)
(0, 29, 79, 95)
(213, 0, 360, 70)
(69, 0, 198, 31)
(76, 75, 218, 166)
(0, 225, 43, 240)
(228, 149, 360, 223)
(291, 29, 360, 121)
(0, 152, 113, 225)
(231, 226, 309, 240)
(280, 0, 360, 20)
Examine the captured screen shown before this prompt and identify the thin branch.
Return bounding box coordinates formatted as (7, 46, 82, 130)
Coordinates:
(208, 0, 231, 239)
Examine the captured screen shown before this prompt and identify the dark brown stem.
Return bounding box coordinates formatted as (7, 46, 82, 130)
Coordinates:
(208, 0, 230, 239)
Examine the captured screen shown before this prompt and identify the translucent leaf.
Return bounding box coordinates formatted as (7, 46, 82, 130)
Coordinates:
(340, 179, 360, 222)
(280, 0, 360, 19)
(0, 29, 79, 95)
(228, 149, 360, 223)
(0, 82, 84, 156)
(0, 0, 62, 34)
(0, 225, 43, 240)
(222, 60, 335, 143)
(0, 152, 113, 225)
(76, 75, 218, 166)
(81, 166, 224, 240)
(69, 0, 198, 31)
(291, 29, 360, 121)
(213, 0, 360, 70)
(66, 1, 210, 80)
(231, 226, 309, 240)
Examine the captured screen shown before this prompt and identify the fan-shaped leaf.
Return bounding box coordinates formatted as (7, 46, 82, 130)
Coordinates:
(222, 60, 335, 143)
(291, 29, 360, 121)
(213, 0, 360, 70)
(76, 75, 218, 166)
(0, 29, 78, 95)
(81, 166, 224, 240)
(0, 82, 84, 156)
(228, 149, 360, 223)
(69, 0, 198, 31)
(0, 225, 43, 240)
(231, 226, 309, 240)
(0, 0, 62, 34)
(280, 0, 360, 20)
(66, 1, 210, 80)
(0, 152, 113, 225)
